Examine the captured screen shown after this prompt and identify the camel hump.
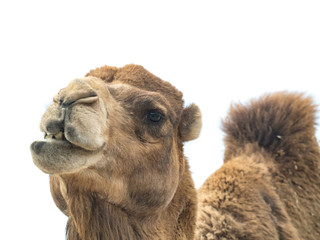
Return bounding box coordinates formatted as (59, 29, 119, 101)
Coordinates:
(222, 92, 318, 160)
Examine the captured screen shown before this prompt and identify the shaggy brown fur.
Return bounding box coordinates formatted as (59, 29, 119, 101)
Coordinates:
(31, 65, 320, 240)
(196, 92, 320, 240)
(31, 64, 202, 240)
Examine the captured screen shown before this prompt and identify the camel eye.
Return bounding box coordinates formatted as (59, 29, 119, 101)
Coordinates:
(147, 111, 162, 122)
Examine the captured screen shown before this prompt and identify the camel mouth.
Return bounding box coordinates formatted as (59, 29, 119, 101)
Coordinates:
(31, 128, 106, 174)
(39, 131, 74, 150)
(31, 138, 77, 174)
(41, 127, 104, 151)
(30, 138, 105, 174)
(32, 129, 105, 153)
(44, 131, 66, 141)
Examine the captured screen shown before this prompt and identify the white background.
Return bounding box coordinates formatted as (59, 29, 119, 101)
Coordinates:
(1, 1, 319, 239)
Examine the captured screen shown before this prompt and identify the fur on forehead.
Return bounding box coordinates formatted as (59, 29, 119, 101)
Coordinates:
(86, 64, 184, 114)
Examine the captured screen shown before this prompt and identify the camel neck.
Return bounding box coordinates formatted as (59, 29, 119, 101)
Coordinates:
(61, 157, 197, 240)
(66, 193, 146, 240)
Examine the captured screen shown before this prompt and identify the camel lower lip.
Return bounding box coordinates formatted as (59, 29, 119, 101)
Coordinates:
(31, 139, 72, 154)
(30, 139, 101, 174)
(31, 140, 73, 174)
(31, 137, 106, 155)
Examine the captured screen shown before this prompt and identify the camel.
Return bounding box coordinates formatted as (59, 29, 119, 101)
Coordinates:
(30, 64, 320, 240)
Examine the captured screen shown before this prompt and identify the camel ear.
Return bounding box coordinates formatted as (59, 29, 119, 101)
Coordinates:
(179, 104, 202, 142)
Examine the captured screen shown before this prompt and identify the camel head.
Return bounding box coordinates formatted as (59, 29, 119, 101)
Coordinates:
(30, 65, 201, 220)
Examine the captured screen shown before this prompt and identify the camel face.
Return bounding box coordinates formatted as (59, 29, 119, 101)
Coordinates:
(30, 65, 202, 221)
(31, 76, 185, 174)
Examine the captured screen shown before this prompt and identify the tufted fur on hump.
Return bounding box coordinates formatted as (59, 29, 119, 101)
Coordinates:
(222, 92, 318, 163)
(196, 92, 320, 240)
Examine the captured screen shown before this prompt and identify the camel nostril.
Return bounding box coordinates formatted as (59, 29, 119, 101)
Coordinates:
(61, 101, 72, 108)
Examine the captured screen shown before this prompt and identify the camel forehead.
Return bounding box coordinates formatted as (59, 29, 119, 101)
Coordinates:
(113, 78, 183, 103)
(107, 83, 173, 112)
(86, 64, 185, 112)
(110, 80, 184, 115)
